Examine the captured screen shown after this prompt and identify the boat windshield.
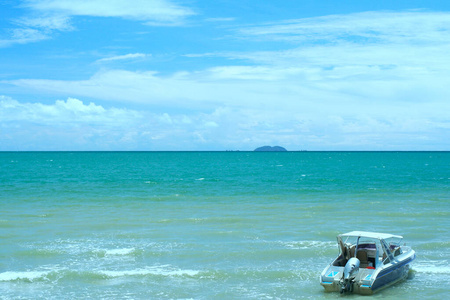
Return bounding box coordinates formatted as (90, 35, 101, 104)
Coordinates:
(340, 235, 382, 253)
(337, 232, 407, 268)
(384, 237, 403, 248)
(339, 233, 403, 250)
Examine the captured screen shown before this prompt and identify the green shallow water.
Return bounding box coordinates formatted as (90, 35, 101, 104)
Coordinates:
(0, 151, 449, 299)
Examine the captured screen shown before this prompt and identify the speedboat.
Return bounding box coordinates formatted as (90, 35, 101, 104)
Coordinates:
(320, 231, 415, 294)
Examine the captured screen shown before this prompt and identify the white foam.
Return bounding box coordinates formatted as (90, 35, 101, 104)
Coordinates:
(104, 248, 135, 256)
(282, 240, 335, 249)
(0, 271, 48, 282)
(196, 178, 205, 181)
(27, 239, 140, 257)
(99, 266, 199, 278)
(414, 264, 450, 274)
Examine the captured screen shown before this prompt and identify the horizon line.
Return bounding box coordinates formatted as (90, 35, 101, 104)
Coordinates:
(1, 150, 449, 153)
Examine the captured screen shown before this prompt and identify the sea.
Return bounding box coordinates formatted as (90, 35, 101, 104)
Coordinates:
(0, 151, 449, 299)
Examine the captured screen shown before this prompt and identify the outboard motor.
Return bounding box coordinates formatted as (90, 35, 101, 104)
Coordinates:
(340, 257, 360, 293)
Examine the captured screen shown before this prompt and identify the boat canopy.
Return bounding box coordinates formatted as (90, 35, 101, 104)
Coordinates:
(339, 231, 403, 240)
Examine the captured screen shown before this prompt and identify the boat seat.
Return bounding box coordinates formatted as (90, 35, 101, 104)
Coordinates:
(356, 250, 369, 268)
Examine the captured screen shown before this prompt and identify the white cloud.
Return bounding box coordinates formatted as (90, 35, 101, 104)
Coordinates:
(1, 0, 193, 48)
(23, 0, 194, 24)
(96, 53, 150, 63)
(4, 55, 450, 117)
(0, 96, 142, 150)
(205, 17, 235, 22)
(238, 11, 450, 44)
(2, 68, 334, 112)
(15, 14, 73, 31)
(0, 96, 140, 126)
(0, 28, 49, 47)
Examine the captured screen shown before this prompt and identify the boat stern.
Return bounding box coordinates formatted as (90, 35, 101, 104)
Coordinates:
(352, 269, 376, 295)
(320, 266, 342, 292)
(320, 265, 376, 294)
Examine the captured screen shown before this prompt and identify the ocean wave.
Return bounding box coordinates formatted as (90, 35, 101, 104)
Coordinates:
(101, 248, 137, 256)
(98, 266, 200, 278)
(0, 271, 50, 282)
(413, 263, 450, 274)
(280, 240, 336, 250)
(413, 257, 450, 275)
(22, 240, 154, 258)
(0, 265, 200, 283)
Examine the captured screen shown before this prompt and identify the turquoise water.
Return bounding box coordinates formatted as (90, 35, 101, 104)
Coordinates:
(1, 151, 449, 299)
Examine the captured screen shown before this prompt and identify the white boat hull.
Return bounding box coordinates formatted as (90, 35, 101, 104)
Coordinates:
(320, 231, 416, 294)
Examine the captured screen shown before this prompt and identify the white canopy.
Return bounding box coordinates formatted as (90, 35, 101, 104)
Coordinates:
(339, 231, 403, 240)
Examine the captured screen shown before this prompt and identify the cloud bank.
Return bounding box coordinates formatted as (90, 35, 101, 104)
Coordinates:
(2, 10, 450, 150)
(6, 10, 450, 105)
(1, 95, 448, 151)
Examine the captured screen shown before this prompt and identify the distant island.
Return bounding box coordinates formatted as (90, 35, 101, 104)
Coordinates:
(254, 146, 287, 152)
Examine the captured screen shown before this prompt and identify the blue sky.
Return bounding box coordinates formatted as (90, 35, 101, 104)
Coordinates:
(1, 0, 450, 151)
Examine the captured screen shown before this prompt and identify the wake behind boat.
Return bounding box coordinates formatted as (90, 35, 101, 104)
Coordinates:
(320, 231, 415, 294)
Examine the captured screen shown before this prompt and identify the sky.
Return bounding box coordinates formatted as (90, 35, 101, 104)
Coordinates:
(1, 0, 450, 151)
